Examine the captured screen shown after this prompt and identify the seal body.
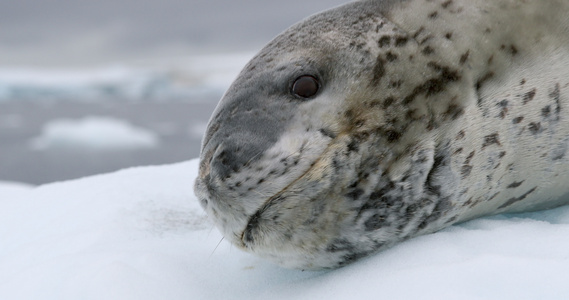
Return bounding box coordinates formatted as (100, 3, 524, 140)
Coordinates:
(194, 0, 569, 269)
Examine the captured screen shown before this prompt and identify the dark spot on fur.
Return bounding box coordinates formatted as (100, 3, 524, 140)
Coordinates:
(488, 192, 500, 201)
(319, 128, 336, 139)
(461, 165, 472, 179)
(461, 151, 475, 179)
(346, 188, 364, 200)
(465, 151, 475, 164)
(520, 79, 526, 85)
(364, 214, 387, 231)
(523, 88, 536, 104)
(549, 83, 561, 118)
(390, 80, 403, 88)
(512, 116, 524, 124)
(426, 118, 437, 131)
(456, 130, 465, 140)
(383, 96, 395, 108)
(370, 56, 386, 86)
(386, 52, 398, 62)
(395, 36, 409, 47)
(553, 150, 566, 161)
(542, 106, 551, 118)
(429, 11, 438, 19)
(453, 147, 463, 155)
(347, 139, 359, 152)
(417, 193, 451, 230)
(385, 130, 402, 142)
(499, 151, 506, 158)
(445, 32, 453, 40)
(413, 27, 425, 39)
(459, 50, 470, 65)
(338, 252, 370, 267)
(444, 103, 464, 120)
(420, 38, 434, 47)
(482, 133, 500, 148)
(476, 72, 495, 91)
(378, 35, 391, 48)
(507, 181, 524, 188)
(509, 45, 518, 56)
(403, 63, 461, 104)
(422, 46, 435, 55)
(327, 239, 355, 253)
(441, 0, 453, 8)
(498, 100, 508, 119)
(498, 187, 538, 209)
(528, 122, 541, 134)
(368, 99, 382, 108)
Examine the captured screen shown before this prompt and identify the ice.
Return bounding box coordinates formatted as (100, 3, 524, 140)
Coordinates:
(0, 181, 33, 200)
(29, 116, 160, 151)
(0, 52, 254, 102)
(1, 158, 569, 299)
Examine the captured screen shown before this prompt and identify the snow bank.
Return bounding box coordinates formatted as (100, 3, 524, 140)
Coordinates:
(30, 116, 160, 151)
(0, 53, 253, 102)
(1, 159, 569, 299)
(0, 181, 33, 200)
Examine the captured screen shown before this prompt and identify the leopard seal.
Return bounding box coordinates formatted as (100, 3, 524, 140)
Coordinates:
(194, 0, 569, 270)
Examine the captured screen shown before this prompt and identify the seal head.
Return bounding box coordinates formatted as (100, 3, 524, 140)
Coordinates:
(194, 0, 569, 269)
(195, 0, 463, 269)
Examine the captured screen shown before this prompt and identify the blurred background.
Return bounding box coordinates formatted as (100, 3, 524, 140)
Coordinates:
(0, 0, 348, 184)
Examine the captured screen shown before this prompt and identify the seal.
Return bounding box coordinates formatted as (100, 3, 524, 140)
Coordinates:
(194, 0, 569, 270)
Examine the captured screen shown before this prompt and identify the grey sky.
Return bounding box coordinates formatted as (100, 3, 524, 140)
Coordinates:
(0, 0, 348, 67)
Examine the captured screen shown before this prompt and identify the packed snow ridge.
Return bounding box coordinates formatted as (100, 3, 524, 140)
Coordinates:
(1, 159, 569, 299)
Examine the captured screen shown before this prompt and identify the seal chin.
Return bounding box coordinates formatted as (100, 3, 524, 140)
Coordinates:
(195, 123, 339, 249)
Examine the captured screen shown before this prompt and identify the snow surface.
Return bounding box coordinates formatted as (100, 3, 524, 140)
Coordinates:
(0, 53, 253, 102)
(1, 159, 569, 300)
(30, 116, 160, 151)
(0, 181, 33, 200)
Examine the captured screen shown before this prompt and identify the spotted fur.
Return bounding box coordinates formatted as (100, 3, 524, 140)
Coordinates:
(194, 0, 569, 270)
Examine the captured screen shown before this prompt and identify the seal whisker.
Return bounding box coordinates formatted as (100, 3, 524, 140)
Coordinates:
(209, 237, 225, 258)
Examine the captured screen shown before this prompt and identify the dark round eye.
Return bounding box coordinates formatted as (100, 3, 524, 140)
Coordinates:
(291, 75, 320, 99)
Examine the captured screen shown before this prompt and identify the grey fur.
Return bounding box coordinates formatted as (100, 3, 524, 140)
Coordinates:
(195, 0, 569, 269)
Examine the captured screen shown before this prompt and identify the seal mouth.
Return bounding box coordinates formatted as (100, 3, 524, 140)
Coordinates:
(239, 134, 339, 248)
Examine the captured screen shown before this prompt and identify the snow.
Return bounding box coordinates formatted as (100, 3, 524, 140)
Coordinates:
(30, 116, 160, 151)
(0, 53, 253, 102)
(0, 181, 33, 199)
(1, 159, 569, 299)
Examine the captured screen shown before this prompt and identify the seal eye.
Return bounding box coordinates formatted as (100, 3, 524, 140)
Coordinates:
(292, 75, 319, 99)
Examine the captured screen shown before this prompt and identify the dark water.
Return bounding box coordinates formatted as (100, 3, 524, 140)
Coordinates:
(0, 0, 349, 184)
(0, 99, 219, 184)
